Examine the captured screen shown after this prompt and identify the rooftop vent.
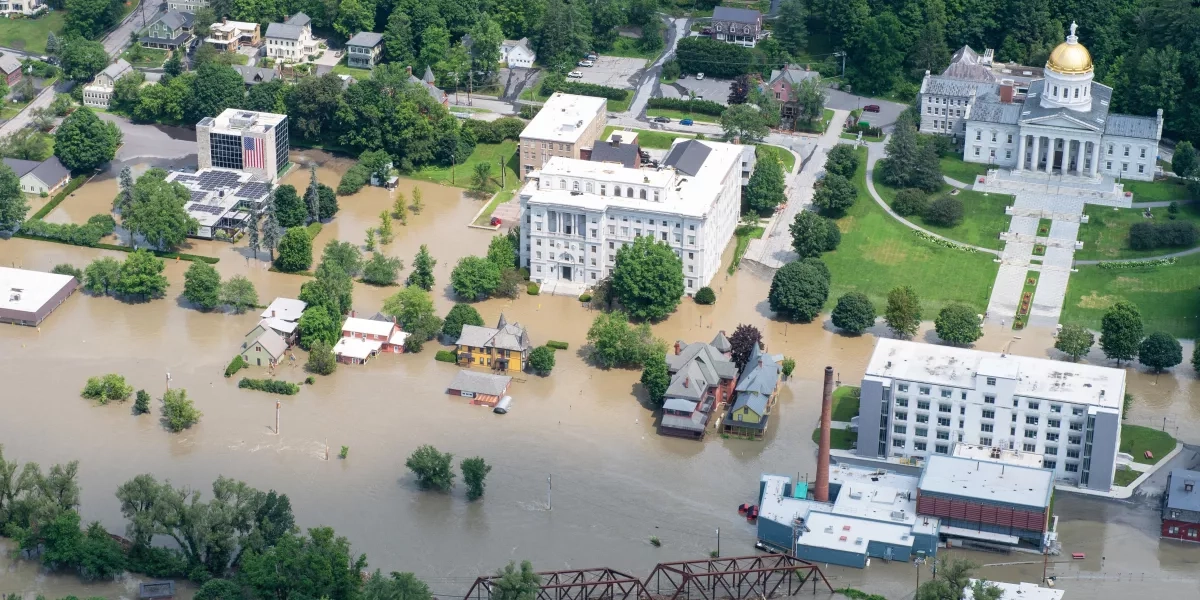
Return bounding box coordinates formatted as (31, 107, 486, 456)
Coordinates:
(1186, 481, 1195, 492)
(854, 537, 864, 545)
(824, 526, 834, 534)
(838, 536, 847, 542)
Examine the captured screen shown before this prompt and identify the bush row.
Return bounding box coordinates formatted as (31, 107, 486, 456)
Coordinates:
(647, 97, 726, 117)
(225, 355, 247, 378)
(237, 377, 300, 395)
(29, 175, 88, 220)
(546, 340, 569, 350)
(337, 163, 371, 196)
(20, 213, 114, 246)
(434, 350, 456, 363)
(539, 76, 630, 102)
(1129, 221, 1197, 250)
(461, 117, 525, 144)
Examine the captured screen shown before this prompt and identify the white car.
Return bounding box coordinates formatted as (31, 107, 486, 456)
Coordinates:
(568, 70, 584, 78)
(577, 60, 595, 67)
(696, 72, 705, 80)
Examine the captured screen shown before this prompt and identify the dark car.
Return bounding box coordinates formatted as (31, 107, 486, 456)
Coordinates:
(863, 104, 881, 113)
(653, 116, 671, 123)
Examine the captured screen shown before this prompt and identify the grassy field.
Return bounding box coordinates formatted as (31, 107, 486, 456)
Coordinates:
(872, 171, 1012, 250)
(645, 107, 719, 124)
(1076, 203, 1200, 260)
(1113, 466, 1141, 487)
(841, 132, 884, 142)
(756, 144, 795, 173)
(823, 147, 998, 314)
(727, 224, 764, 274)
(939, 155, 991, 185)
(122, 46, 168, 68)
(472, 189, 515, 226)
(831, 386, 860, 422)
(0, 11, 64, 54)
(601, 125, 694, 150)
(408, 141, 520, 190)
(604, 37, 660, 60)
(811, 428, 857, 450)
(332, 61, 373, 80)
(1125, 178, 1190, 203)
(1120, 424, 1176, 465)
(1061, 253, 1200, 338)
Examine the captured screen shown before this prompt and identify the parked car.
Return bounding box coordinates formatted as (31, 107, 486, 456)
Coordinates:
(568, 70, 584, 78)
(577, 60, 594, 67)
(863, 104, 881, 113)
(696, 72, 705, 80)
(653, 116, 671, 123)
(680, 118, 694, 126)
(585, 53, 598, 60)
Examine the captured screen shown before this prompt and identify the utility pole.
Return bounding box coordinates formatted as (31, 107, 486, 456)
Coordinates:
(547, 474, 552, 510)
(275, 400, 281, 434)
(501, 156, 506, 188)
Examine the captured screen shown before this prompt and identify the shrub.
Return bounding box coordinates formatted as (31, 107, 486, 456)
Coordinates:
(661, 59, 681, 80)
(1129, 221, 1198, 250)
(578, 293, 592, 302)
(646, 97, 726, 117)
(527, 282, 540, 295)
(528, 345, 556, 374)
(304, 376, 315, 384)
(81, 373, 134, 404)
(337, 163, 371, 195)
(224, 355, 247, 378)
(892, 188, 928, 217)
(781, 357, 796, 378)
(923, 196, 964, 227)
(19, 213, 115, 246)
(305, 340, 337, 375)
(435, 350, 457, 363)
(133, 389, 151, 414)
(694, 286, 716, 304)
(547, 340, 569, 350)
(237, 378, 300, 395)
(161, 388, 201, 432)
(52, 263, 84, 282)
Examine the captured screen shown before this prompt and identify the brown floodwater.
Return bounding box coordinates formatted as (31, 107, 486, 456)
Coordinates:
(3, 151, 1200, 600)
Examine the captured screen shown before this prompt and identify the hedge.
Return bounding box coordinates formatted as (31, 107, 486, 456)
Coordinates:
(547, 340, 569, 350)
(28, 175, 89, 221)
(19, 213, 114, 246)
(434, 350, 456, 363)
(539, 75, 629, 102)
(647, 97, 726, 117)
(675, 37, 753, 78)
(237, 378, 300, 395)
(461, 117, 525, 144)
(94, 243, 220, 264)
(305, 222, 323, 239)
(337, 163, 371, 195)
(225, 355, 247, 378)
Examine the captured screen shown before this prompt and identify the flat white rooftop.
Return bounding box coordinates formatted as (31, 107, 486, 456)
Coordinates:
(800, 510, 915, 554)
(964, 580, 1064, 600)
(953, 442, 1046, 468)
(919, 455, 1054, 508)
(760, 467, 939, 538)
(866, 338, 1125, 409)
(341, 316, 394, 337)
(261, 297, 306, 321)
(0, 267, 74, 313)
(520, 93, 607, 144)
(333, 336, 381, 360)
(200, 109, 287, 136)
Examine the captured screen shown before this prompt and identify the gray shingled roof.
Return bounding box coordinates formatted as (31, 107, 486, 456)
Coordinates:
(30, 157, 69, 188)
(266, 22, 304, 40)
(768, 66, 819, 87)
(1166, 469, 1200, 513)
(589, 138, 640, 168)
(249, 328, 288, 359)
(100, 59, 132, 80)
(233, 65, 277, 85)
(922, 75, 997, 98)
(286, 12, 310, 27)
(1104, 114, 1159, 140)
(153, 10, 194, 31)
(729, 344, 779, 416)
(664, 342, 738, 402)
(712, 6, 760, 23)
(1019, 79, 1112, 131)
(942, 45, 996, 83)
(346, 31, 383, 48)
(710, 331, 731, 353)
(455, 315, 531, 352)
(0, 53, 19, 75)
(663, 140, 712, 176)
(971, 101, 1021, 124)
(448, 370, 511, 396)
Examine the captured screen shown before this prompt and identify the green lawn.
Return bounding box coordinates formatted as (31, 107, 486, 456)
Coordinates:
(408, 141, 520, 190)
(1113, 466, 1141, 487)
(332, 61, 373, 80)
(727, 224, 764, 274)
(472, 189, 515, 226)
(1076, 203, 1200, 260)
(841, 132, 884, 142)
(1062, 253, 1200, 338)
(1120, 424, 1176, 465)
(522, 86, 631, 113)
(0, 11, 64, 54)
(796, 108, 836, 134)
(121, 46, 169, 68)
(601, 125, 694, 150)
(0, 98, 32, 120)
(646, 107, 719, 124)
(811, 428, 857, 450)
(939, 155, 992, 185)
(823, 147, 999, 314)
(603, 37, 661, 60)
(756, 144, 795, 173)
(1125, 178, 1190, 203)
(831, 386, 860, 422)
(873, 170, 1012, 250)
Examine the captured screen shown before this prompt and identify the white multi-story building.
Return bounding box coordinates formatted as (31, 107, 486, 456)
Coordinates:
(82, 59, 132, 109)
(518, 138, 744, 294)
(519, 92, 607, 177)
(265, 12, 318, 63)
(0, 0, 46, 17)
(856, 339, 1125, 492)
(167, 0, 206, 12)
(197, 109, 289, 183)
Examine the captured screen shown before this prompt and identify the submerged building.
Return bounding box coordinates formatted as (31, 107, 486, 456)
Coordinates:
(197, 109, 290, 183)
(0, 267, 78, 326)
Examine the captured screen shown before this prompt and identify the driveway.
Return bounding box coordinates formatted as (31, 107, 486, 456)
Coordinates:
(576, 56, 647, 89)
(626, 16, 688, 117)
(98, 113, 196, 164)
(823, 88, 907, 130)
(659, 76, 731, 104)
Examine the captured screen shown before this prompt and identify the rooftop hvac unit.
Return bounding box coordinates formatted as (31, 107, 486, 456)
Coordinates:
(890, 510, 907, 521)
(854, 538, 864, 545)
(824, 526, 834, 534)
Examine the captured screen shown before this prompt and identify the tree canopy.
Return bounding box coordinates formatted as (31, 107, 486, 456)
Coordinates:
(1101, 301, 1144, 364)
(768, 259, 830, 323)
(54, 108, 122, 172)
(611, 235, 685, 321)
(934, 303, 982, 346)
(123, 170, 198, 250)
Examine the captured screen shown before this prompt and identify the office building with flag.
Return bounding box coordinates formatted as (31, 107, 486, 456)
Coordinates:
(197, 109, 290, 182)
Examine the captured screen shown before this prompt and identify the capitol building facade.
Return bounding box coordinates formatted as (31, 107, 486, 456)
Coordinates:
(918, 23, 1163, 182)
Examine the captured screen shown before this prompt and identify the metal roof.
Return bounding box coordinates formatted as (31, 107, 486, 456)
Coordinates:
(285, 12, 310, 27)
(588, 139, 640, 168)
(1165, 468, 1200, 513)
(710, 330, 731, 353)
(346, 31, 383, 48)
(266, 22, 304, 40)
(712, 6, 760, 23)
(662, 140, 712, 176)
(99, 59, 133, 81)
(261, 297, 306, 321)
(448, 370, 512, 396)
(151, 9, 194, 31)
(918, 455, 1054, 509)
(921, 75, 997, 98)
(1104, 113, 1159, 140)
(248, 328, 288, 359)
(730, 344, 779, 416)
(1019, 79, 1113, 130)
(971, 101, 1021, 124)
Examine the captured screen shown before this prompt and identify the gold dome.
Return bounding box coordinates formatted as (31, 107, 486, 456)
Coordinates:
(1046, 40, 1093, 74)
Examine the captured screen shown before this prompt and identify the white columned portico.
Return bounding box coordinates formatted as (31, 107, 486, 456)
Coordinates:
(1016, 134, 1027, 171)
(1031, 136, 1041, 171)
(1058, 138, 1068, 172)
(1091, 141, 1101, 177)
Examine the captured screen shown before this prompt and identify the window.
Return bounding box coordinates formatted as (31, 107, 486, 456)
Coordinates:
(1048, 419, 1060, 428)
(1007, 134, 1013, 144)
(984, 395, 995, 404)
(1051, 404, 1061, 413)
(974, 146, 980, 156)
(919, 386, 930, 395)
(985, 377, 996, 386)
(626, 188, 633, 198)
(1067, 449, 1080, 458)
(975, 131, 981, 141)
(940, 389, 951, 398)
(1046, 432, 1059, 442)
(898, 384, 909, 392)
(895, 412, 908, 421)
(982, 410, 994, 419)
(661, 232, 667, 241)
(991, 132, 997, 142)
(1139, 164, 1145, 174)
(1140, 147, 1146, 158)
(640, 189, 647, 199)
(1106, 161, 1112, 170)
(896, 398, 908, 407)
(935, 444, 949, 454)
(1046, 446, 1057, 455)
(915, 427, 927, 437)
(1065, 463, 1079, 473)
(917, 400, 930, 410)
(600, 185, 607, 196)
(937, 417, 950, 427)
(1069, 435, 1081, 445)
(1006, 150, 1011, 159)
(980, 423, 994, 433)
(1124, 145, 1130, 156)
(1013, 399, 1019, 407)
(939, 404, 951, 413)
(980, 436, 992, 446)
(1028, 401, 1040, 410)
(916, 414, 928, 423)
(1026, 416, 1039, 425)
(914, 442, 927, 451)
(893, 438, 906, 448)
(1069, 422, 1083, 431)
(934, 430, 948, 440)
(960, 406, 966, 415)
(1044, 460, 1056, 469)
(1053, 85, 1058, 96)
(894, 425, 907, 434)
(1023, 443, 1036, 452)
(1074, 88, 1079, 98)
(1011, 414, 1017, 422)
(1025, 430, 1037, 439)
(1072, 407, 1084, 416)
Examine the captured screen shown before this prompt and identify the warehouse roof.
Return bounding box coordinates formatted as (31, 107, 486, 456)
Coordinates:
(0, 267, 75, 314)
(919, 455, 1053, 508)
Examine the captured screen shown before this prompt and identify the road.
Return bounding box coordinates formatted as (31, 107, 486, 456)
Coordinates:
(106, 0, 165, 57)
(625, 16, 688, 118)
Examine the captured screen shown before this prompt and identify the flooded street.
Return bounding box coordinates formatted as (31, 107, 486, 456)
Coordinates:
(3, 151, 1200, 599)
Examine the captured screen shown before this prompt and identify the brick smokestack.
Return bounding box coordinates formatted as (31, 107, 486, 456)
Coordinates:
(814, 366, 834, 503)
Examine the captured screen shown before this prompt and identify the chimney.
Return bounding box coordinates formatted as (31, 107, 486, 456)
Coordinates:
(814, 366, 834, 503)
(683, 377, 689, 388)
(222, 16, 227, 24)
(351, 310, 356, 318)
(271, 310, 276, 317)
(999, 82, 1014, 104)
(406, 65, 413, 77)
(612, 135, 621, 147)
(674, 341, 682, 355)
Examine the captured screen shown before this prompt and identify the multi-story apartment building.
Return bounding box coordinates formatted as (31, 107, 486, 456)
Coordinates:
(518, 138, 743, 294)
(197, 109, 289, 182)
(856, 339, 1125, 492)
(82, 60, 132, 109)
(265, 12, 318, 63)
(205, 18, 260, 52)
(518, 92, 607, 177)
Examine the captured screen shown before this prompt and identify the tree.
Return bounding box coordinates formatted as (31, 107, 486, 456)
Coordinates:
(694, 286, 716, 304)
(0, 161, 25, 231)
(54, 108, 121, 172)
(275, 227, 313, 273)
(824, 145, 859, 179)
(318, 184, 338, 220)
(611, 236, 684, 322)
(116, 165, 134, 211)
(915, 558, 980, 600)
(362, 252, 403, 286)
(64, 0, 118, 37)
(487, 235, 517, 270)
(744, 154, 786, 214)
(586, 311, 666, 369)
(195, 579, 243, 600)
(239, 527, 367, 600)
(365, 229, 377, 251)
(360, 149, 392, 185)
(1101, 301, 1144, 364)
(83, 257, 122, 295)
(768, 260, 829, 323)
(472, 162, 493, 192)
(123, 174, 197, 250)
(789, 211, 839, 258)
(185, 63, 246, 123)
(409, 244, 437, 290)
(0, 128, 55, 162)
(406, 445, 456, 491)
(111, 70, 145, 114)
(885, 286, 921, 339)
(46, 32, 60, 56)
(442, 303, 485, 339)
(934, 303, 981, 346)
(1055, 324, 1095, 361)
(261, 202, 282, 260)
(812, 172, 856, 216)
(728, 74, 751, 104)
(52, 263, 84, 284)
(161, 388, 201, 432)
(59, 37, 108, 82)
(220, 275, 258, 314)
(720, 103, 769, 143)
(334, 0, 374, 38)
(794, 77, 825, 127)
(298, 305, 339, 350)
(273, 185, 308, 228)
(77, 520, 127, 580)
(392, 191, 409, 224)
(924, 196, 964, 227)
(305, 165, 321, 224)
(378, 211, 394, 245)
(774, 0, 808, 54)
(305, 340, 338, 375)
(134, 390, 151, 415)
(81, 373, 134, 403)
(411, 186, 424, 214)
(832, 292, 876, 334)
(182, 262, 222, 310)
(163, 51, 183, 77)
(528, 346, 556, 375)
(639, 353, 670, 409)
(363, 571, 433, 600)
(1172, 141, 1197, 177)
(382, 286, 441, 347)
(492, 561, 541, 600)
(880, 123, 939, 192)
(1139, 332, 1182, 373)
(460, 457, 492, 501)
(115, 250, 168, 301)
(451, 256, 502, 300)
(383, 11, 416, 65)
(892, 188, 928, 217)
(321, 239, 363, 277)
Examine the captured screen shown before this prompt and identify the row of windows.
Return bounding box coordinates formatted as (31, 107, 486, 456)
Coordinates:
(927, 106, 964, 118)
(1049, 84, 1089, 100)
(525, 140, 574, 152)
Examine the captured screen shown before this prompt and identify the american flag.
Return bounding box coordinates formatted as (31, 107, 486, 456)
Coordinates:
(243, 136, 264, 170)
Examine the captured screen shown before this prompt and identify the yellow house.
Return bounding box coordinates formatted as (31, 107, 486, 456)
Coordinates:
(722, 344, 781, 440)
(454, 314, 532, 373)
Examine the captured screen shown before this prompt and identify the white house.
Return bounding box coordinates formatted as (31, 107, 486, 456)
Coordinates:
(518, 138, 744, 295)
(3, 157, 70, 195)
(82, 59, 132, 109)
(0, 0, 47, 17)
(265, 12, 318, 63)
(500, 38, 536, 68)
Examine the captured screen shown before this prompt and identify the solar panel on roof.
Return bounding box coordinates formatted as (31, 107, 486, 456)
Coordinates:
(236, 182, 270, 198)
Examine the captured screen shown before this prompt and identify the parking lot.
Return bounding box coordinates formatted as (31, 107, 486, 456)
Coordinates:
(574, 56, 648, 89)
(658, 76, 733, 104)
